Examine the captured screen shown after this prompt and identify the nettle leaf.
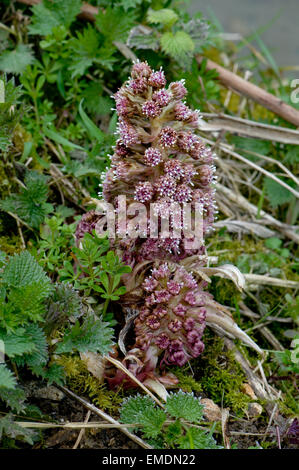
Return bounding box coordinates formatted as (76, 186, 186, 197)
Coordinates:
(165, 391, 204, 423)
(264, 177, 294, 208)
(0, 413, 36, 444)
(0, 44, 34, 74)
(177, 426, 221, 449)
(147, 8, 178, 26)
(284, 146, 299, 164)
(0, 327, 37, 358)
(55, 316, 114, 355)
(82, 82, 113, 116)
(15, 324, 48, 367)
(31, 363, 65, 386)
(118, 0, 143, 11)
(120, 395, 165, 436)
(0, 365, 17, 389)
(0, 386, 27, 413)
(2, 251, 51, 292)
(29, 0, 82, 36)
(160, 31, 194, 64)
(95, 7, 136, 44)
(0, 171, 53, 229)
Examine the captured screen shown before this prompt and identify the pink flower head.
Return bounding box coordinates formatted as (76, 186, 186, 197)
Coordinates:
(142, 100, 162, 118)
(115, 139, 129, 157)
(164, 160, 184, 180)
(168, 319, 183, 333)
(152, 89, 171, 107)
(156, 175, 176, 198)
(148, 69, 166, 88)
(129, 77, 148, 94)
(167, 280, 182, 295)
(131, 61, 152, 79)
(152, 263, 170, 279)
(182, 163, 196, 183)
(174, 184, 192, 203)
(144, 147, 162, 166)
(155, 333, 170, 350)
(177, 132, 198, 153)
(159, 127, 177, 148)
(173, 304, 187, 318)
(199, 165, 214, 186)
(174, 102, 192, 120)
(119, 119, 139, 146)
(143, 276, 158, 292)
(184, 291, 197, 305)
(155, 289, 172, 304)
(146, 315, 160, 330)
(184, 317, 195, 331)
(134, 181, 153, 202)
(153, 306, 168, 319)
(169, 80, 187, 99)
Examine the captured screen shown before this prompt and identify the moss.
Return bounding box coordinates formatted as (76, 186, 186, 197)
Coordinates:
(193, 332, 252, 416)
(0, 234, 22, 255)
(172, 367, 203, 393)
(56, 355, 123, 413)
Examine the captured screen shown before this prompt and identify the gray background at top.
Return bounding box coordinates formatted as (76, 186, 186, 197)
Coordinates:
(188, 0, 299, 67)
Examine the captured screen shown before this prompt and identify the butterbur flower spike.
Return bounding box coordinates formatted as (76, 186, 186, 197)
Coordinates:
(76, 61, 262, 388)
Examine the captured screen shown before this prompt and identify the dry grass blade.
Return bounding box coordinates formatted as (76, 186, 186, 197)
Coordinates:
(57, 385, 152, 449)
(105, 356, 164, 407)
(244, 274, 299, 289)
(199, 113, 299, 145)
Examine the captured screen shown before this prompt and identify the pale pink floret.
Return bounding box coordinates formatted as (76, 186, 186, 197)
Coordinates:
(144, 147, 162, 166)
(134, 181, 153, 202)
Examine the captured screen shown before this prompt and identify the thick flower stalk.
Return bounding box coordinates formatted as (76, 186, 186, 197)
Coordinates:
(76, 62, 261, 387)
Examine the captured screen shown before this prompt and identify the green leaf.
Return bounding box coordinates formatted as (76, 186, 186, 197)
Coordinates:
(0, 386, 27, 413)
(95, 7, 136, 44)
(2, 251, 51, 291)
(0, 414, 36, 444)
(79, 100, 104, 143)
(0, 44, 34, 74)
(0, 365, 17, 389)
(120, 395, 157, 425)
(0, 171, 53, 229)
(55, 316, 114, 355)
(165, 391, 204, 423)
(264, 177, 294, 208)
(177, 426, 221, 449)
(147, 8, 178, 26)
(284, 146, 299, 164)
(29, 0, 82, 36)
(0, 327, 37, 358)
(264, 237, 282, 251)
(160, 31, 194, 65)
(15, 324, 48, 367)
(43, 127, 84, 151)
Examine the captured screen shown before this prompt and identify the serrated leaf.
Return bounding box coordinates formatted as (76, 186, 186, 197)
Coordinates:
(165, 391, 204, 423)
(0, 365, 17, 389)
(28, 0, 81, 36)
(55, 316, 114, 355)
(147, 8, 178, 26)
(0, 386, 27, 413)
(177, 426, 221, 449)
(0, 44, 34, 74)
(160, 31, 194, 64)
(0, 414, 35, 444)
(2, 251, 51, 291)
(95, 7, 136, 44)
(120, 395, 156, 425)
(264, 177, 294, 208)
(0, 327, 37, 358)
(15, 324, 48, 367)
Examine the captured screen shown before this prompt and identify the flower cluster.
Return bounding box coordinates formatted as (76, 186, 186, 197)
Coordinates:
(98, 61, 217, 264)
(77, 62, 218, 385)
(135, 264, 209, 367)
